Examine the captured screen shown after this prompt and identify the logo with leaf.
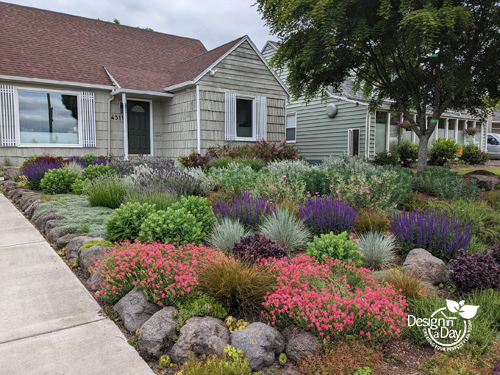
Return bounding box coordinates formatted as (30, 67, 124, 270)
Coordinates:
(446, 300, 479, 319)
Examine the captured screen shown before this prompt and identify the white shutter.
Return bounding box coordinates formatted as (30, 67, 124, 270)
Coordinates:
(225, 92, 236, 141)
(80, 92, 96, 147)
(255, 96, 267, 141)
(0, 85, 17, 146)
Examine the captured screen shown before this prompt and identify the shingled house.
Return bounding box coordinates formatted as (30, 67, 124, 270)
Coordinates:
(0, 3, 288, 165)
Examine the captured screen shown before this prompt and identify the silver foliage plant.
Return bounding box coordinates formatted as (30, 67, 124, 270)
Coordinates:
(185, 167, 215, 196)
(259, 208, 310, 252)
(355, 230, 396, 270)
(265, 159, 313, 175)
(206, 218, 252, 254)
(65, 162, 84, 175)
(321, 152, 381, 175)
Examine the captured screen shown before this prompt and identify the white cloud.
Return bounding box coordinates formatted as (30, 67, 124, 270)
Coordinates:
(6, 0, 273, 50)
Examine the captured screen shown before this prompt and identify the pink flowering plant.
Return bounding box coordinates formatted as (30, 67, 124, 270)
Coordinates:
(206, 140, 302, 163)
(261, 254, 408, 342)
(93, 241, 228, 306)
(252, 172, 307, 203)
(330, 170, 397, 211)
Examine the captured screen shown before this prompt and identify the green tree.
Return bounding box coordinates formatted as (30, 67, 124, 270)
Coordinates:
(256, 0, 500, 169)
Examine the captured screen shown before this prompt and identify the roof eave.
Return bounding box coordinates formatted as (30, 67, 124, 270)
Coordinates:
(0, 74, 114, 90)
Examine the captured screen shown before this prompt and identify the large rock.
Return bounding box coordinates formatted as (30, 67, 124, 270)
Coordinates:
(79, 245, 110, 279)
(402, 248, 446, 284)
(12, 189, 28, 203)
(470, 175, 500, 191)
(3, 166, 20, 181)
(66, 236, 101, 264)
(56, 233, 82, 250)
(24, 198, 42, 219)
(1, 181, 17, 189)
(169, 317, 230, 364)
(48, 227, 70, 244)
(5, 185, 23, 195)
(284, 327, 321, 363)
(45, 219, 62, 233)
(33, 211, 61, 230)
(113, 289, 161, 333)
(138, 307, 178, 358)
(21, 195, 38, 211)
(87, 266, 103, 291)
(230, 322, 285, 371)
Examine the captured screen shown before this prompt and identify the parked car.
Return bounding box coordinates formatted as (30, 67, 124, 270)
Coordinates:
(487, 133, 500, 159)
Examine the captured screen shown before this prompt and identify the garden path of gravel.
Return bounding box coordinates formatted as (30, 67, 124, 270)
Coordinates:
(0, 193, 153, 375)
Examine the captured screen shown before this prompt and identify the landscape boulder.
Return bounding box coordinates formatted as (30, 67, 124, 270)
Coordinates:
(87, 266, 103, 291)
(12, 189, 28, 203)
(402, 248, 446, 284)
(79, 245, 110, 279)
(1, 181, 17, 189)
(169, 317, 230, 364)
(230, 322, 285, 370)
(284, 327, 321, 363)
(33, 211, 61, 230)
(3, 166, 20, 181)
(113, 289, 161, 333)
(138, 307, 178, 358)
(470, 175, 500, 191)
(45, 219, 62, 233)
(56, 233, 81, 250)
(66, 236, 101, 264)
(48, 227, 69, 244)
(24, 198, 42, 219)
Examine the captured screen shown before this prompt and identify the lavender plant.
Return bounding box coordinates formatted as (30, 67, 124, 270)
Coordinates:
(212, 190, 276, 231)
(391, 209, 472, 261)
(299, 196, 356, 236)
(24, 160, 62, 190)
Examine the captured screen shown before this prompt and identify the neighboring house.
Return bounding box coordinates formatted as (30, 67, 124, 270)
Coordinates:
(489, 110, 500, 135)
(262, 41, 487, 163)
(0, 3, 288, 166)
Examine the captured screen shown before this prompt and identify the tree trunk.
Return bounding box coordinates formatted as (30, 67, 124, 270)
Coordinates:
(416, 135, 429, 170)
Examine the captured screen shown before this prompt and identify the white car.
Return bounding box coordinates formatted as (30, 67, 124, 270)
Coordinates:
(487, 133, 500, 159)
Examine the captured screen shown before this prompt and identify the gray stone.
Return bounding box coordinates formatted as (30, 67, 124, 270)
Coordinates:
(169, 317, 230, 364)
(87, 266, 103, 291)
(5, 185, 23, 195)
(470, 175, 500, 191)
(21, 195, 38, 211)
(230, 322, 285, 371)
(3, 166, 20, 180)
(66, 236, 101, 264)
(12, 190, 27, 203)
(402, 248, 446, 284)
(33, 211, 62, 230)
(25, 199, 42, 220)
(2, 181, 17, 189)
(79, 245, 109, 279)
(138, 307, 178, 358)
(48, 227, 69, 244)
(56, 233, 81, 250)
(45, 219, 62, 233)
(285, 328, 321, 363)
(113, 289, 161, 333)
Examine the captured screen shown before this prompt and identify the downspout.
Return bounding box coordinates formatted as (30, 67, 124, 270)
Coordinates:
(107, 93, 114, 156)
(122, 93, 128, 160)
(196, 85, 201, 153)
(365, 109, 370, 158)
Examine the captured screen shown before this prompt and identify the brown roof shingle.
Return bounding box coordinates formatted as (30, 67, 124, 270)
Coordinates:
(0, 2, 222, 92)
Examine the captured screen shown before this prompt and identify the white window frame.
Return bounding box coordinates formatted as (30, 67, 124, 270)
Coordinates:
(15, 86, 83, 148)
(127, 97, 154, 156)
(285, 112, 297, 143)
(348, 128, 361, 156)
(234, 94, 257, 142)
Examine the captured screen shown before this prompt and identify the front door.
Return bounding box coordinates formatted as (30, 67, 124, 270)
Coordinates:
(127, 100, 150, 155)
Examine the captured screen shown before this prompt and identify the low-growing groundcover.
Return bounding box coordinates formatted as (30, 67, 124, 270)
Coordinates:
(32, 194, 113, 237)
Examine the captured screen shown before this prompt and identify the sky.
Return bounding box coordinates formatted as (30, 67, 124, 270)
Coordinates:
(5, 0, 274, 51)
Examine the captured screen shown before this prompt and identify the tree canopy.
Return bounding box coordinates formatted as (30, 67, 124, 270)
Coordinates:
(256, 0, 500, 169)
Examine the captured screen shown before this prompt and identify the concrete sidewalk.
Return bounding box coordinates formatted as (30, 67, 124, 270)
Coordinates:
(0, 193, 154, 375)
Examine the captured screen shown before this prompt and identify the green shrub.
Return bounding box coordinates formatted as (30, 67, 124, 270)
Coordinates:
(106, 202, 156, 242)
(259, 208, 310, 252)
(40, 168, 79, 194)
(71, 178, 86, 194)
(396, 140, 419, 167)
(81, 164, 114, 181)
(414, 166, 457, 194)
(320, 153, 381, 175)
(460, 144, 490, 165)
(374, 150, 400, 166)
(235, 157, 266, 171)
(300, 169, 332, 196)
(210, 156, 235, 169)
(306, 231, 363, 265)
(252, 172, 306, 204)
(206, 218, 252, 254)
(431, 174, 479, 200)
(398, 191, 428, 211)
(185, 167, 215, 196)
(266, 159, 311, 175)
(138, 208, 203, 245)
(208, 164, 258, 194)
(82, 154, 98, 167)
(426, 199, 500, 246)
(84, 174, 129, 209)
(429, 137, 460, 166)
(124, 187, 179, 211)
(170, 195, 215, 237)
(178, 345, 254, 375)
(177, 294, 228, 329)
(355, 230, 396, 270)
(80, 239, 114, 249)
(198, 258, 277, 314)
(485, 190, 500, 211)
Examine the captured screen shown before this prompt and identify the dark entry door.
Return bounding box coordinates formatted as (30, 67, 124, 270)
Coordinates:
(127, 100, 150, 155)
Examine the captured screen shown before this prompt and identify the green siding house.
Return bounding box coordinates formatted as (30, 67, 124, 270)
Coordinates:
(262, 41, 487, 163)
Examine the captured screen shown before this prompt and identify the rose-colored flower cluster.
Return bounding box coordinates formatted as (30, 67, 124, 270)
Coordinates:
(261, 255, 408, 341)
(93, 240, 227, 306)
